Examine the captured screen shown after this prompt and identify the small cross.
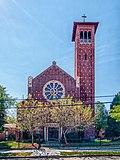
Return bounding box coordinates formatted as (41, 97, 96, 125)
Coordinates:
(82, 14, 87, 22)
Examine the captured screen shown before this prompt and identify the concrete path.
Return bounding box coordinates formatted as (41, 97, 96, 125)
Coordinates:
(0, 147, 120, 159)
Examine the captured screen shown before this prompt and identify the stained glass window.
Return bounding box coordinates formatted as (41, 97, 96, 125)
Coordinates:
(43, 80, 65, 100)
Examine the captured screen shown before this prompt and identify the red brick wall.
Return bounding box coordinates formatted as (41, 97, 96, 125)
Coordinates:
(0, 129, 16, 140)
(0, 132, 6, 140)
(28, 62, 77, 101)
(73, 24, 96, 108)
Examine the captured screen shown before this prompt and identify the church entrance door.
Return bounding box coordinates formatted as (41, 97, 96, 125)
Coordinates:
(48, 127, 58, 141)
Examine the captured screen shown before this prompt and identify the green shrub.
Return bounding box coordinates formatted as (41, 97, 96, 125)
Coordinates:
(8, 133, 16, 141)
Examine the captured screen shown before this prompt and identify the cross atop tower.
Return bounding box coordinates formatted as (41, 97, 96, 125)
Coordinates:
(82, 14, 87, 22)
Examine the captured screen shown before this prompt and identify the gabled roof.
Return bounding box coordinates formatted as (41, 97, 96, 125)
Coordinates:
(35, 61, 75, 81)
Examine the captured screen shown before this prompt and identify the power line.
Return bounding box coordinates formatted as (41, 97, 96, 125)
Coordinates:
(0, 94, 116, 101)
(95, 95, 115, 98)
(0, 94, 118, 111)
(0, 101, 114, 111)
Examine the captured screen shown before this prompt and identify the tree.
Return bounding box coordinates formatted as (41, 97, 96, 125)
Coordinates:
(50, 98, 93, 144)
(17, 98, 49, 144)
(6, 116, 17, 124)
(110, 92, 120, 108)
(110, 105, 120, 122)
(17, 96, 93, 144)
(95, 101, 108, 138)
(105, 115, 120, 138)
(105, 92, 120, 138)
(0, 85, 15, 131)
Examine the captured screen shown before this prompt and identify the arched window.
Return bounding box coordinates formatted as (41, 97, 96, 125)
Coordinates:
(88, 31, 91, 39)
(80, 31, 83, 39)
(84, 31, 87, 43)
(80, 31, 92, 44)
(80, 31, 83, 43)
(88, 31, 92, 43)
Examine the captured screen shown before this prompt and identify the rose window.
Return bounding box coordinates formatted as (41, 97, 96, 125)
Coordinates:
(43, 80, 65, 100)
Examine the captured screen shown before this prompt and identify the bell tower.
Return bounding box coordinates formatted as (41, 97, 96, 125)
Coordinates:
(72, 16, 99, 108)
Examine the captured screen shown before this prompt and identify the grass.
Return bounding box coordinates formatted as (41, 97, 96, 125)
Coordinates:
(0, 151, 120, 158)
(0, 139, 120, 149)
(0, 141, 38, 149)
(96, 139, 120, 145)
(60, 151, 120, 156)
(66, 139, 120, 147)
(0, 152, 32, 157)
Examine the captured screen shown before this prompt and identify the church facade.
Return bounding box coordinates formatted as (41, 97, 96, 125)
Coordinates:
(27, 20, 99, 141)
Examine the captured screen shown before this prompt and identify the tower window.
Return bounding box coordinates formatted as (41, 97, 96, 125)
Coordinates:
(88, 31, 92, 43)
(80, 31, 92, 44)
(84, 94, 87, 101)
(84, 31, 87, 43)
(80, 31, 83, 39)
(80, 31, 83, 43)
(79, 55, 81, 60)
(88, 31, 91, 39)
(85, 54, 87, 60)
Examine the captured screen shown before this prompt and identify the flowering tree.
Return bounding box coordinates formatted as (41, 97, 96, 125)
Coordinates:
(17, 98, 49, 144)
(17, 95, 93, 144)
(50, 98, 93, 144)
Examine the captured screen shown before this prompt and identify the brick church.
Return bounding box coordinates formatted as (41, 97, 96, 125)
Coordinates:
(27, 19, 99, 141)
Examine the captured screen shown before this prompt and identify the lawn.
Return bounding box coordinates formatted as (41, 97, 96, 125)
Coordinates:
(0, 141, 38, 149)
(0, 139, 120, 149)
(65, 139, 120, 147)
(0, 152, 32, 157)
(60, 151, 120, 156)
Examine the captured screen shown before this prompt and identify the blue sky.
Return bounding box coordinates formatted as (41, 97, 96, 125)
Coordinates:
(0, 0, 120, 109)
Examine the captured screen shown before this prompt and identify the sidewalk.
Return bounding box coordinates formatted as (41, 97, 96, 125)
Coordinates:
(0, 148, 120, 160)
(1, 146, 120, 154)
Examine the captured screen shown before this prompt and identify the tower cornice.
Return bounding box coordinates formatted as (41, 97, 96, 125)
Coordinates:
(72, 22, 99, 41)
